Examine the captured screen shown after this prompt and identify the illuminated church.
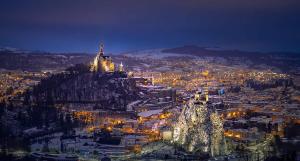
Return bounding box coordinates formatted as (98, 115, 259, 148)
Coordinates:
(91, 43, 124, 73)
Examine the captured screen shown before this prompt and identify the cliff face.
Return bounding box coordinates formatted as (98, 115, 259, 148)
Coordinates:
(30, 72, 139, 111)
(173, 91, 226, 156)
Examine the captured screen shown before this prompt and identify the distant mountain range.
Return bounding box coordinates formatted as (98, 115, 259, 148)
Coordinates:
(162, 45, 300, 57)
(0, 47, 93, 71)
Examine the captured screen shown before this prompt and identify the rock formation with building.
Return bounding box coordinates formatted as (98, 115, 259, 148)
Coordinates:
(173, 89, 226, 156)
(26, 44, 138, 111)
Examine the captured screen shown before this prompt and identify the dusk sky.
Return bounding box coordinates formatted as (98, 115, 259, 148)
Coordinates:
(0, 0, 300, 53)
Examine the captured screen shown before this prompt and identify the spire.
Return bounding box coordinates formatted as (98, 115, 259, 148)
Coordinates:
(99, 43, 104, 56)
(119, 62, 124, 72)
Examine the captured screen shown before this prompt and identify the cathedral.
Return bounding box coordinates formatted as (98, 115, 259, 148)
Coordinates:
(91, 43, 123, 73)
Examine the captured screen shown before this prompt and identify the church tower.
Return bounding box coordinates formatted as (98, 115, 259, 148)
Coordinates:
(99, 43, 104, 56)
(91, 43, 115, 73)
(119, 62, 124, 72)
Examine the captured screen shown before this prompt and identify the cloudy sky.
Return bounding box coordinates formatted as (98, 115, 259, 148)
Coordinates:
(0, 0, 299, 53)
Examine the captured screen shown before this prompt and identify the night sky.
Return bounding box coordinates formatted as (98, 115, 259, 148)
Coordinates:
(0, 0, 300, 53)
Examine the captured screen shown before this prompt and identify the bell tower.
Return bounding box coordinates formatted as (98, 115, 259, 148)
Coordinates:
(99, 43, 104, 56)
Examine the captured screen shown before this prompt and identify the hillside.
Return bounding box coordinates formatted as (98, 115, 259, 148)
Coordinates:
(26, 69, 139, 111)
(0, 49, 93, 71)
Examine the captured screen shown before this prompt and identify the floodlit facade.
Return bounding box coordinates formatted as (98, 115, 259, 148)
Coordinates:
(91, 43, 115, 73)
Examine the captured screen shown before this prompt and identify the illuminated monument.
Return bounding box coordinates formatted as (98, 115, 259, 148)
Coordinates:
(173, 88, 226, 156)
(91, 43, 123, 73)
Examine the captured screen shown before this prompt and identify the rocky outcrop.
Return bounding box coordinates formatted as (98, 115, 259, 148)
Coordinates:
(173, 90, 226, 156)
